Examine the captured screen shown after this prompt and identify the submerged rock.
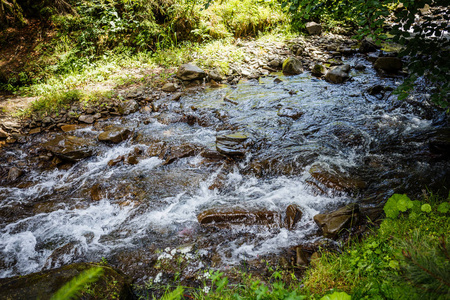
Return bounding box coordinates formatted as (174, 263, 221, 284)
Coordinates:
(177, 63, 206, 81)
(282, 57, 303, 75)
(98, 126, 131, 144)
(43, 135, 95, 162)
(325, 64, 351, 84)
(162, 144, 201, 164)
(313, 203, 360, 239)
(0, 263, 133, 300)
(277, 107, 304, 120)
(198, 207, 281, 228)
(309, 164, 366, 193)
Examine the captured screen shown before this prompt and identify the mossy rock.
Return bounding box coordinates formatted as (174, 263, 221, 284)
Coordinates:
(0, 263, 134, 300)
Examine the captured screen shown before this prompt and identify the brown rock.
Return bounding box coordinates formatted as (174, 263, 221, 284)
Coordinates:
(163, 144, 200, 164)
(43, 135, 95, 162)
(309, 164, 366, 193)
(98, 126, 131, 144)
(0, 128, 8, 139)
(78, 114, 95, 124)
(295, 246, 309, 266)
(90, 183, 106, 201)
(127, 155, 139, 165)
(108, 156, 124, 167)
(198, 207, 281, 228)
(284, 204, 303, 230)
(162, 82, 177, 92)
(147, 142, 166, 157)
(313, 203, 360, 239)
(282, 57, 303, 75)
(7, 167, 23, 182)
(29, 128, 41, 135)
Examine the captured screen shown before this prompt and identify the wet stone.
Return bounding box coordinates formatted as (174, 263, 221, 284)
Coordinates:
(314, 203, 360, 239)
(216, 133, 249, 156)
(284, 204, 303, 230)
(98, 126, 131, 144)
(43, 135, 95, 162)
(197, 207, 282, 228)
(309, 164, 366, 193)
(325, 64, 351, 84)
(163, 144, 201, 165)
(78, 114, 95, 124)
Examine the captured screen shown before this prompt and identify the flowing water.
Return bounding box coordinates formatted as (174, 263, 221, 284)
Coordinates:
(1, 57, 449, 281)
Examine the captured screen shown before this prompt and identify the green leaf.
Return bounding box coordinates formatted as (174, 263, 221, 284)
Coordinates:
(437, 202, 449, 214)
(320, 291, 352, 300)
(51, 267, 104, 300)
(421, 204, 432, 213)
(389, 260, 399, 269)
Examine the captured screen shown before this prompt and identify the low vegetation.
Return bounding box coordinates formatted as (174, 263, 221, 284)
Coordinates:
(132, 193, 449, 299)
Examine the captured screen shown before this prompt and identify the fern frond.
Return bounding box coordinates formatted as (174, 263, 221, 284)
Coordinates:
(160, 286, 184, 300)
(50, 267, 104, 300)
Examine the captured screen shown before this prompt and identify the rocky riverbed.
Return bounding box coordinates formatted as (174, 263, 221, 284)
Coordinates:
(1, 31, 450, 298)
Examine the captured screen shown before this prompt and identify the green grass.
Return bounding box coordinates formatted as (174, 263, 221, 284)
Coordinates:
(302, 193, 450, 299)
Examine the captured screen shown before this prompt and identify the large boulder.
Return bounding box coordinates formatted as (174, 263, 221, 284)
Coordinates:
(98, 126, 131, 144)
(177, 63, 206, 81)
(325, 64, 351, 84)
(198, 207, 281, 228)
(305, 22, 322, 35)
(373, 57, 403, 73)
(313, 203, 360, 239)
(43, 135, 95, 162)
(0, 263, 134, 300)
(282, 57, 303, 75)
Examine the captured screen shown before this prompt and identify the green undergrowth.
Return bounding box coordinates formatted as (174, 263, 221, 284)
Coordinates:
(1, 0, 288, 113)
(303, 192, 450, 299)
(146, 192, 449, 300)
